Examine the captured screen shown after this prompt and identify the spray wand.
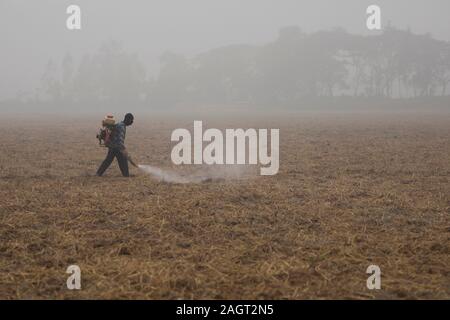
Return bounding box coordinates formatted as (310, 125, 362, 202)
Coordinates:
(121, 149, 138, 168)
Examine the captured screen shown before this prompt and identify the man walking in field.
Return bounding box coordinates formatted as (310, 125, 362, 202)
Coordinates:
(96, 113, 137, 177)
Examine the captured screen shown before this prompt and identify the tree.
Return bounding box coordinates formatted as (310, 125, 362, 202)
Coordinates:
(41, 59, 62, 101)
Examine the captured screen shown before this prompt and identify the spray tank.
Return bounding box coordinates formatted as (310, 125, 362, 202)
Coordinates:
(96, 114, 116, 146)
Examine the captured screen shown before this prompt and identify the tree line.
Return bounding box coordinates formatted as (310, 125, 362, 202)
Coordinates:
(38, 26, 450, 108)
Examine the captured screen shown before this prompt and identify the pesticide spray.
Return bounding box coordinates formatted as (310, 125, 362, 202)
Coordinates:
(137, 165, 210, 183)
(137, 164, 255, 184)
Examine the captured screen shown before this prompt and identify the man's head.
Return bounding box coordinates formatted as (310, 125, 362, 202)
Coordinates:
(124, 113, 134, 126)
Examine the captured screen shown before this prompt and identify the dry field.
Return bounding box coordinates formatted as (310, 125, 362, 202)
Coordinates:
(0, 111, 449, 299)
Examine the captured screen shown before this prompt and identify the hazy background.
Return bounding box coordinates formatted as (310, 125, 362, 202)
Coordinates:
(1, 0, 450, 111)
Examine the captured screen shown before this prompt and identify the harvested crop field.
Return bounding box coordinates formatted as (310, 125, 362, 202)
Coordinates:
(0, 111, 449, 299)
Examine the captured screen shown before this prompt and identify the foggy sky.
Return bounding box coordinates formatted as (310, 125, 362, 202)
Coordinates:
(1, 0, 450, 99)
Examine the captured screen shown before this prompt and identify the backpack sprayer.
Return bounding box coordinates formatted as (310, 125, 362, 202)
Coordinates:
(96, 114, 116, 147)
